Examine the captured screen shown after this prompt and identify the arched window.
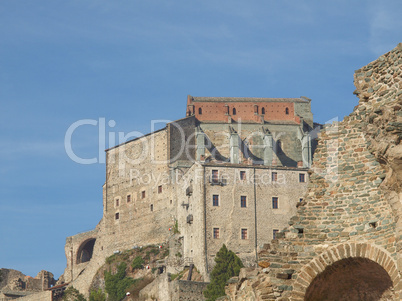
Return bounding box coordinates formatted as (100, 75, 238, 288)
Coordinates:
(285, 107, 289, 115)
(198, 108, 202, 115)
(261, 107, 265, 115)
(232, 108, 236, 115)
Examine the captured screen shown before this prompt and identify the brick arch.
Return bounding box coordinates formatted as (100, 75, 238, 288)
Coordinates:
(291, 242, 400, 299)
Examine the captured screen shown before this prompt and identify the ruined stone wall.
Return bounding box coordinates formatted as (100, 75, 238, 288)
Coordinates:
(0, 269, 55, 301)
(353, 43, 402, 268)
(224, 43, 402, 301)
(170, 280, 208, 301)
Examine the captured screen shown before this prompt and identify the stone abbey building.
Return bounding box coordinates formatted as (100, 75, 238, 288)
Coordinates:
(8, 44, 402, 301)
(59, 95, 316, 295)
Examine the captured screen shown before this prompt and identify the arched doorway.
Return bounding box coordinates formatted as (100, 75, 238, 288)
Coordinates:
(76, 238, 96, 264)
(305, 257, 393, 301)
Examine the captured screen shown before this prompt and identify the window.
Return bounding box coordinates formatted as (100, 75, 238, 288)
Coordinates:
(240, 171, 246, 181)
(115, 212, 119, 220)
(272, 172, 277, 182)
(142, 190, 146, 198)
(212, 170, 219, 184)
(127, 195, 131, 203)
(198, 107, 202, 114)
(158, 185, 162, 194)
(285, 107, 289, 115)
(150, 204, 153, 212)
(213, 194, 219, 206)
(115, 199, 119, 207)
(273, 229, 279, 239)
(232, 108, 236, 115)
(213, 228, 220, 239)
(272, 197, 278, 209)
(299, 173, 305, 183)
(262, 107, 265, 115)
(241, 228, 248, 240)
(241, 196, 247, 208)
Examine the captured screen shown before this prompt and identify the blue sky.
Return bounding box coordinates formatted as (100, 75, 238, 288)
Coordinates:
(0, 1, 401, 279)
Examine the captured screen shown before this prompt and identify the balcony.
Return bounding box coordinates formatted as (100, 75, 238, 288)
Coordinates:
(208, 176, 227, 186)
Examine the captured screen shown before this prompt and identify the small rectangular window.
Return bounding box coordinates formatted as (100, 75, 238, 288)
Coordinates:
(273, 229, 279, 239)
(272, 172, 278, 182)
(212, 170, 219, 184)
(241, 196, 247, 208)
(241, 228, 248, 240)
(115, 199, 119, 207)
(272, 197, 278, 209)
(115, 212, 119, 220)
(213, 195, 219, 207)
(299, 173, 305, 183)
(142, 191, 146, 199)
(158, 185, 162, 194)
(213, 228, 220, 239)
(240, 171, 246, 181)
(150, 204, 153, 212)
(127, 195, 131, 203)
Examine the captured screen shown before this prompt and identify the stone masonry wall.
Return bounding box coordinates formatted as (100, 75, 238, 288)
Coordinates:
(353, 43, 402, 269)
(204, 165, 308, 271)
(104, 128, 175, 254)
(170, 280, 208, 301)
(176, 162, 308, 280)
(224, 44, 402, 300)
(14, 291, 52, 301)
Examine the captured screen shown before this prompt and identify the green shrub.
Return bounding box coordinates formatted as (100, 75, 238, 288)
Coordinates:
(131, 256, 145, 270)
(162, 249, 169, 258)
(203, 244, 243, 301)
(89, 289, 106, 301)
(120, 252, 129, 261)
(104, 263, 135, 301)
(170, 272, 180, 281)
(105, 254, 117, 265)
(149, 248, 160, 256)
(126, 276, 154, 298)
(144, 252, 151, 261)
(173, 220, 180, 234)
(62, 286, 86, 301)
